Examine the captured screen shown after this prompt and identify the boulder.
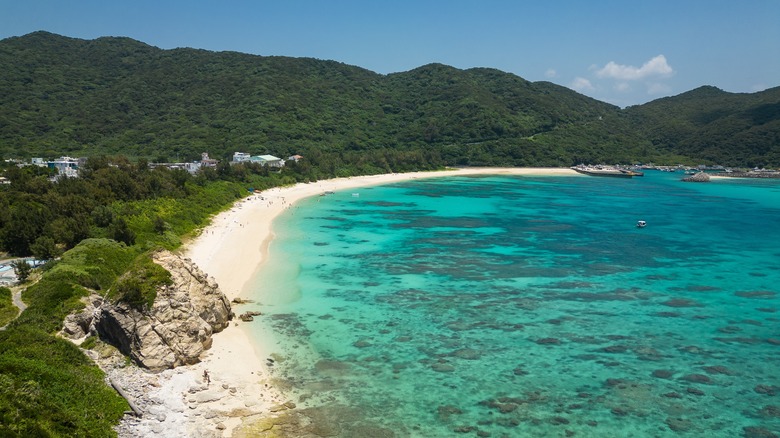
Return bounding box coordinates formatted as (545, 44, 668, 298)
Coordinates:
(61, 295, 104, 338)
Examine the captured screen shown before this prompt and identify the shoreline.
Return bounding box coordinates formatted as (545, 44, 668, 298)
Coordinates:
(162, 167, 578, 436)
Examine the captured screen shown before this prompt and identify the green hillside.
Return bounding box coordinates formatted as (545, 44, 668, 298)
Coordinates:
(625, 85, 780, 166)
(1, 31, 778, 166)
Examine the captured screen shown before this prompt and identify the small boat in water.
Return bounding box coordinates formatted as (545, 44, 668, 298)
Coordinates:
(636, 220, 647, 228)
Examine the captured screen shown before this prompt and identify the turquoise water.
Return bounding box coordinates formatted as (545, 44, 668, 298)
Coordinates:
(247, 171, 780, 437)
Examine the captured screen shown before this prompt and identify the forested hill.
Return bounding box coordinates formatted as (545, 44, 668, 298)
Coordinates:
(1, 31, 778, 167)
(625, 85, 780, 166)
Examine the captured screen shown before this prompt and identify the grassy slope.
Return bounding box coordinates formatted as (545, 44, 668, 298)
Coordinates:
(0, 287, 17, 327)
(0, 178, 255, 437)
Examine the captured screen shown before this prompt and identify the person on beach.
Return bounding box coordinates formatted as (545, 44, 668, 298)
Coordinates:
(203, 370, 210, 385)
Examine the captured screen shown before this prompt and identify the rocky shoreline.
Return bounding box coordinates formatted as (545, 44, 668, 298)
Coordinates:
(86, 344, 293, 438)
(57, 249, 291, 437)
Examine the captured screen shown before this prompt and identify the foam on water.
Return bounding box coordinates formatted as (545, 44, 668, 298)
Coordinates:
(245, 171, 780, 437)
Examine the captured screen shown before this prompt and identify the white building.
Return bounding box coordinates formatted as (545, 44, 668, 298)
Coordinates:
(232, 152, 285, 168)
(232, 152, 251, 163)
(252, 155, 284, 167)
(48, 157, 80, 177)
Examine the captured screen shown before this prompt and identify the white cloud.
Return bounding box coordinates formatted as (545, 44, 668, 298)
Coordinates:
(596, 55, 674, 81)
(570, 77, 594, 91)
(615, 82, 631, 92)
(545, 68, 558, 78)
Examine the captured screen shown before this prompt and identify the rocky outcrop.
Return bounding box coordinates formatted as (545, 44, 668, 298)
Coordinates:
(682, 172, 710, 182)
(61, 250, 233, 371)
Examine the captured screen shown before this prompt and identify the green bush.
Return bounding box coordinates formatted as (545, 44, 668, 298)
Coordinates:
(80, 335, 97, 350)
(110, 253, 172, 308)
(0, 326, 127, 437)
(0, 287, 17, 327)
(13, 239, 137, 332)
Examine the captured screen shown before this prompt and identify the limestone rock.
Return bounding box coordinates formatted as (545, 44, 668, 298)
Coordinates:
(63, 250, 233, 371)
(61, 295, 104, 338)
(153, 250, 232, 333)
(682, 172, 710, 182)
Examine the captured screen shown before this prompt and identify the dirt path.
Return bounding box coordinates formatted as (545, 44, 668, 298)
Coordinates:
(12, 289, 27, 312)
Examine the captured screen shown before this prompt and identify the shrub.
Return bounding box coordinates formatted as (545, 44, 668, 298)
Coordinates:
(110, 218, 136, 246)
(0, 326, 127, 436)
(14, 239, 137, 332)
(110, 253, 172, 308)
(80, 335, 97, 350)
(0, 287, 17, 327)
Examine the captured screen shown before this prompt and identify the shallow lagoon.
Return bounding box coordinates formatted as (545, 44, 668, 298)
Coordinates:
(247, 171, 780, 437)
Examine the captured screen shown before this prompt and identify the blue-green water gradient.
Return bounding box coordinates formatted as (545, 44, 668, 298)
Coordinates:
(247, 171, 780, 437)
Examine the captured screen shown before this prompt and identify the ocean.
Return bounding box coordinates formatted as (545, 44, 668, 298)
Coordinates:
(245, 171, 780, 437)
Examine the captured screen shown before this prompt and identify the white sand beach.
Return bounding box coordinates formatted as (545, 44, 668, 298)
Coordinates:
(137, 167, 577, 437)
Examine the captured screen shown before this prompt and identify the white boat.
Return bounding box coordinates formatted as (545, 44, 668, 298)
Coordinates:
(636, 220, 647, 228)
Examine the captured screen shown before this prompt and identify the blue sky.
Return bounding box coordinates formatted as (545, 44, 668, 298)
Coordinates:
(2, 0, 779, 107)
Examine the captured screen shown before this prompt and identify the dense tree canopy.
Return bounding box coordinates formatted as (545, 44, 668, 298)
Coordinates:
(2, 32, 777, 167)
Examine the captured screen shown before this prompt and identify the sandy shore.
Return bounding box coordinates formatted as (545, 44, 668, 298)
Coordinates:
(138, 167, 577, 437)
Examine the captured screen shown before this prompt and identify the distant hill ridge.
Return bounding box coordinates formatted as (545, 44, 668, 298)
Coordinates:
(1, 31, 778, 167)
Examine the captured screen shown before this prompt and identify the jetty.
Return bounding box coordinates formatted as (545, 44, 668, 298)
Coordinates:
(571, 165, 643, 178)
(718, 170, 780, 179)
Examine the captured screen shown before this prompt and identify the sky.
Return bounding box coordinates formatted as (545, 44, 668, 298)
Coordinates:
(1, 0, 779, 107)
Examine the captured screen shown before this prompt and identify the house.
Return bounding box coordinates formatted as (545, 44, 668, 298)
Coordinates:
(200, 152, 218, 168)
(232, 152, 251, 163)
(56, 166, 79, 179)
(47, 157, 80, 177)
(181, 153, 220, 174)
(287, 155, 303, 162)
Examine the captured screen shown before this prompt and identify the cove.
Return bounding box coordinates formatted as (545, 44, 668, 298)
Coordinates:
(245, 171, 780, 437)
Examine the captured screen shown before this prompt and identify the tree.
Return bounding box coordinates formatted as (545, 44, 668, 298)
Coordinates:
(0, 202, 52, 256)
(91, 206, 114, 227)
(11, 259, 32, 283)
(110, 218, 136, 246)
(47, 215, 91, 249)
(153, 216, 168, 234)
(30, 235, 63, 261)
